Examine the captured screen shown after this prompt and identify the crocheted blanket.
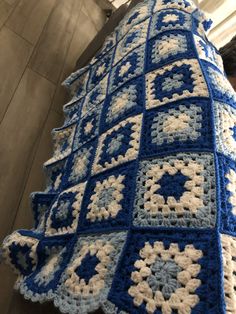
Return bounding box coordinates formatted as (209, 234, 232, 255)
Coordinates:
(2, 0, 236, 313)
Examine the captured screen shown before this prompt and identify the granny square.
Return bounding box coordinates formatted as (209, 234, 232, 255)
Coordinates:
(116, 0, 151, 41)
(109, 45, 145, 93)
(73, 102, 103, 150)
(217, 154, 236, 234)
(133, 153, 216, 228)
(205, 63, 236, 105)
(145, 59, 209, 109)
(64, 67, 90, 98)
(66, 140, 97, 186)
(31, 192, 56, 232)
(146, 30, 196, 72)
(87, 48, 113, 91)
(114, 19, 150, 65)
(63, 97, 84, 126)
(92, 114, 142, 175)
(81, 74, 108, 117)
(44, 157, 68, 192)
(45, 182, 86, 236)
(109, 229, 220, 314)
(101, 76, 145, 132)
(44, 123, 76, 166)
(79, 162, 136, 231)
(3, 231, 39, 276)
(16, 237, 75, 301)
(3, 1, 236, 312)
(141, 98, 213, 157)
(149, 9, 192, 38)
(214, 101, 236, 160)
(54, 232, 127, 314)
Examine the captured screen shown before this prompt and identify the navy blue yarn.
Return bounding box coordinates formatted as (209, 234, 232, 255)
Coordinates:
(150, 9, 191, 36)
(24, 235, 76, 294)
(156, 170, 188, 202)
(74, 105, 102, 150)
(9, 243, 35, 276)
(110, 46, 144, 91)
(98, 123, 133, 168)
(75, 253, 100, 284)
(127, 11, 140, 25)
(153, 63, 194, 101)
(88, 48, 114, 91)
(31, 193, 56, 229)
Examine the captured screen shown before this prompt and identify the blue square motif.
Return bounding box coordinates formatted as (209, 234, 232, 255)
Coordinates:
(92, 114, 142, 175)
(31, 192, 56, 232)
(109, 229, 220, 314)
(78, 163, 136, 232)
(109, 45, 145, 93)
(101, 76, 144, 132)
(87, 48, 113, 91)
(149, 9, 192, 39)
(73, 103, 103, 150)
(116, 0, 151, 41)
(20, 238, 74, 301)
(141, 99, 213, 158)
(6, 232, 39, 276)
(133, 153, 216, 228)
(63, 97, 83, 126)
(48, 123, 76, 164)
(54, 232, 127, 314)
(45, 182, 86, 236)
(81, 74, 108, 117)
(66, 140, 96, 186)
(146, 59, 209, 109)
(114, 19, 149, 65)
(146, 30, 196, 72)
(217, 154, 236, 235)
(44, 157, 68, 192)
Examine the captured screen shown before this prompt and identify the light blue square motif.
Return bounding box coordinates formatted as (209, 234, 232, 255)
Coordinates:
(133, 153, 216, 228)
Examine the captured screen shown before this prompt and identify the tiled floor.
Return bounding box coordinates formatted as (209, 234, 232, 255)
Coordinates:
(0, 0, 106, 313)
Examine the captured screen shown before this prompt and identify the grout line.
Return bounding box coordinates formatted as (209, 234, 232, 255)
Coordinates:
(0, 29, 34, 125)
(4, 24, 33, 46)
(0, 0, 59, 126)
(0, 0, 18, 33)
(8, 0, 85, 235)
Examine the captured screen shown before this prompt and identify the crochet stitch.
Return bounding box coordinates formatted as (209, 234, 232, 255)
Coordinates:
(2, 0, 236, 313)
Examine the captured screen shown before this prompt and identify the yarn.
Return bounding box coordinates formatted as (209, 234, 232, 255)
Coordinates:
(2, 0, 236, 313)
